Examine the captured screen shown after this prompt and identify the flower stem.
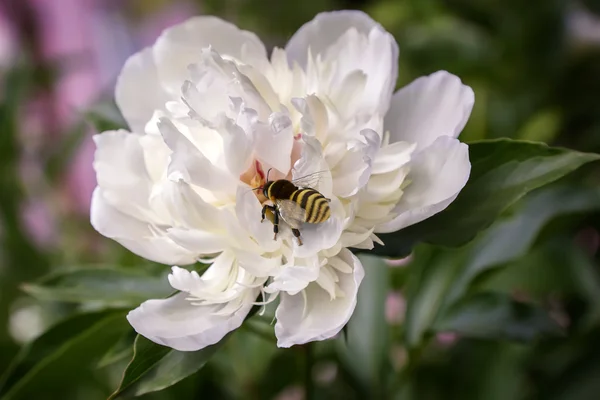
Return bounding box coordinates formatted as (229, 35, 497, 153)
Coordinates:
(304, 342, 314, 400)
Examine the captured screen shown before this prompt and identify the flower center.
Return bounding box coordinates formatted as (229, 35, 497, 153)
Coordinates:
(238, 138, 304, 203)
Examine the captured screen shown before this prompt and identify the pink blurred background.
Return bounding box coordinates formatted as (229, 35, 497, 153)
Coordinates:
(0, 0, 199, 246)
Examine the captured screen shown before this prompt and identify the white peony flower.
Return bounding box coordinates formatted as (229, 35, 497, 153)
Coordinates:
(91, 11, 474, 350)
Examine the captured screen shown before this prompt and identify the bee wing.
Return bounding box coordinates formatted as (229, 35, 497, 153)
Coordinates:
(276, 199, 306, 229)
(291, 170, 327, 189)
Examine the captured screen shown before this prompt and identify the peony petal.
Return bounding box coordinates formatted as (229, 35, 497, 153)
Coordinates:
(168, 266, 203, 293)
(292, 134, 333, 198)
(235, 186, 280, 252)
(158, 180, 223, 230)
(138, 133, 172, 183)
(375, 136, 471, 233)
(253, 112, 294, 175)
(153, 16, 268, 95)
(315, 265, 340, 300)
(158, 118, 238, 193)
(330, 129, 381, 198)
(340, 228, 375, 249)
(385, 71, 475, 151)
(90, 188, 197, 265)
(286, 11, 378, 65)
(219, 117, 254, 176)
(266, 255, 321, 294)
(167, 228, 226, 255)
(127, 291, 256, 351)
(93, 130, 156, 222)
(182, 48, 271, 122)
(115, 48, 172, 133)
(221, 211, 267, 254)
(285, 10, 398, 114)
(235, 249, 282, 278)
(291, 95, 328, 140)
(372, 141, 415, 175)
(275, 249, 364, 347)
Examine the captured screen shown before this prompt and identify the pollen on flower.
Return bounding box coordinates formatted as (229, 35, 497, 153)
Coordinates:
(240, 160, 268, 202)
(239, 139, 305, 204)
(255, 160, 266, 181)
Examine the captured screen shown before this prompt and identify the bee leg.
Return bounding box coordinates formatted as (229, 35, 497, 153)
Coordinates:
(272, 209, 279, 240)
(261, 205, 276, 223)
(261, 205, 268, 222)
(291, 228, 303, 246)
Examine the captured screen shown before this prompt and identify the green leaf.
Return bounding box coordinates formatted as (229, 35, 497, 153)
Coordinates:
(337, 255, 390, 393)
(109, 336, 170, 399)
(109, 334, 227, 399)
(0, 311, 129, 399)
(21, 267, 172, 308)
(0, 310, 121, 393)
(443, 184, 600, 307)
(433, 292, 562, 340)
(374, 139, 600, 258)
(403, 246, 465, 348)
(97, 331, 136, 368)
(402, 184, 600, 348)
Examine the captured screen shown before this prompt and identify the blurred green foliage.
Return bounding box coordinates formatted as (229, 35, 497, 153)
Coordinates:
(3, 0, 600, 399)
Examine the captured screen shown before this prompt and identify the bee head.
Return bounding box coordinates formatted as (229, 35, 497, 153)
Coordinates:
(262, 180, 273, 198)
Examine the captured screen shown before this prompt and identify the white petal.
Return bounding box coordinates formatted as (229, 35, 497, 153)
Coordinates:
(366, 165, 409, 198)
(183, 48, 271, 122)
(219, 117, 254, 176)
(221, 211, 266, 254)
(275, 249, 364, 347)
(237, 63, 283, 112)
(340, 228, 374, 249)
(376, 136, 470, 233)
(158, 180, 223, 230)
(372, 141, 415, 174)
(138, 133, 172, 183)
(266, 255, 321, 294)
(330, 129, 381, 198)
(286, 11, 378, 65)
(285, 10, 398, 114)
(385, 71, 475, 151)
(315, 266, 340, 300)
(168, 266, 203, 293)
(328, 256, 353, 273)
(90, 188, 197, 265)
(291, 95, 328, 140)
(127, 291, 256, 351)
(167, 228, 226, 255)
(115, 48, 172, 133)
(235, 249, 282, 278)
(93, 130, 155, 222)
(197, 250, 236, 282)
(235, 186, 280, 252)
(253, 112, 294, 175)
(158, 118, 237, 193)
(153, 16, 268, 95)
(292, 134, 333, 197)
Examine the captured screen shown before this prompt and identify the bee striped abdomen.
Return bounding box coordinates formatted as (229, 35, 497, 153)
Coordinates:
(291, 189, 331, 223)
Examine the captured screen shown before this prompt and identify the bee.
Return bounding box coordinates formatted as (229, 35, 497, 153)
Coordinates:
(260, 170, 331, 246)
